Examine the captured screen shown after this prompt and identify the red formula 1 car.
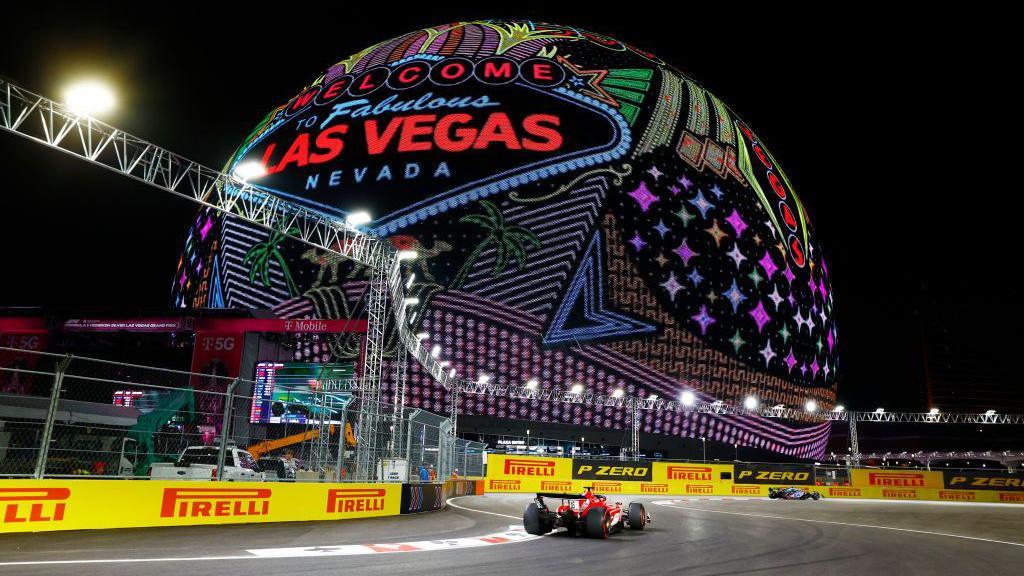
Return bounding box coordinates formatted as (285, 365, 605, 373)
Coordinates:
(523, 487, 650, 539)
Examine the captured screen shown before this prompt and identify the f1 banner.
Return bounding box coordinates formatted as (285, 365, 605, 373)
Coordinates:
(400, 483, 445, 513)
(0, 480, 400, 533)
(943, 471, 1024, 491)
(734, 463, 814, 485)
(572, 459, 652, 481)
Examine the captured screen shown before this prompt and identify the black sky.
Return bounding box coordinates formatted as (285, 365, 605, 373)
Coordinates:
(0, 4, 1016, 411)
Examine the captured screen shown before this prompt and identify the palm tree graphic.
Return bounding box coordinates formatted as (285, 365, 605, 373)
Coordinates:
(244, 226, 300, 297)
(452, 200, 541, 289)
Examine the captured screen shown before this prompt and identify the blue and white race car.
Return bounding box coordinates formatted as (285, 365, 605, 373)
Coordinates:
(768, 486, 822, 500)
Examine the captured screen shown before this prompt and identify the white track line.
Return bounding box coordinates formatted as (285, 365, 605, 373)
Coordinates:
(652, 501, 1024, 548)
(0, 498, 534, 567)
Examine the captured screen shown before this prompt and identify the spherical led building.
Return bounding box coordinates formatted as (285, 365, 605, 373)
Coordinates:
(173, 20, 837, 458)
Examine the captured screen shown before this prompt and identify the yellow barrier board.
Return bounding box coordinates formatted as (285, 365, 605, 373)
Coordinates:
(0, 479, 401, 533)
(483, 456, 1023, 504)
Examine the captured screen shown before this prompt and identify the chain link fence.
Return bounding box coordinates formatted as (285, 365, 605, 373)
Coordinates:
(0, 347, 484, 482)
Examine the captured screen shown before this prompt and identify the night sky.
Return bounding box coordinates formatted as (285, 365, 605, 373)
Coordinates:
(0, 6, 1015, 412)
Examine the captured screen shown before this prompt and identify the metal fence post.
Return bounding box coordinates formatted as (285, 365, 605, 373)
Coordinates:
(216, 378, 239, 480)
(335, 403, 348, 482)
(34, 354, 72, 479)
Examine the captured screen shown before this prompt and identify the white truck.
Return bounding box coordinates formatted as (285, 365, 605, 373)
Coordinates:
(149, 446, 264, 481)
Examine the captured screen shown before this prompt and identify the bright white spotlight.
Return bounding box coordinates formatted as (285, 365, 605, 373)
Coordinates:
(477, 374, 491, 384)
(403, 297, 420, 307)
(834, 404, 845, 413)
(415, 332, 430, 340)
(875, 408, 885, 414)
(648, 393, 659, 402)
(449, 368, 457, 378)
(985, 409, 996, 416)
(570, 383, 583, 394)
(345, 211, 372, 226)
(743, 395, 759, 411)
(439, 361, 450, 368)
(64, 80, 115, 116)
(929, 408, 940, 415)
(525, 378, 539, 390)
(397, 250, 418, 261)
(430, 344, 441, 358)
(232, 161, 267, 181)
(805, 400, 818, 413)
(406, 274, 416, 289)
(611, 388, 624, 398)
(680, 390, 696, 407)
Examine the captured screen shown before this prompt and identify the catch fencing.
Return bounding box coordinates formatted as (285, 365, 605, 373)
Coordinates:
(0, 347, 485, 482)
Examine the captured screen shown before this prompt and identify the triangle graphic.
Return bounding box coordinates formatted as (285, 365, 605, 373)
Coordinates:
(543, 230, 657, 345)
(208, 254, 225, 308)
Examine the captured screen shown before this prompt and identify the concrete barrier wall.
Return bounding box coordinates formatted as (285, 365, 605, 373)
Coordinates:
(0, 479, 401, 533)
(483, 454, 1024, 504)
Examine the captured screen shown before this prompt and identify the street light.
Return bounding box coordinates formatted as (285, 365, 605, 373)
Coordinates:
(345, 211, 372, 226)
(680, 390, 696, 407)
(700, 436, 707, 462)
(232, 161, 267, 181)
(64, 80, 115, 116)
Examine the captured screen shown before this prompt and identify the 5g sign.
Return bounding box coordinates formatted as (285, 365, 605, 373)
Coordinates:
(200, 336, 236, 352)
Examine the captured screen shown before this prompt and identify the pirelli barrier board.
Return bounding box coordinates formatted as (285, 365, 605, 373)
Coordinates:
(0, 480, 401, 533)
(484, 455, 1024, 503)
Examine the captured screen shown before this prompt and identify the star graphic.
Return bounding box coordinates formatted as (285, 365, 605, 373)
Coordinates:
(706, 290, 719, 303)
(818, 307, 827, 325)
(661, 271, 684, 300)
(647, 165, 664, 180)
(800, 363, 808, 377)
(704, 219, 729, 247)
(691, 305, 716, 335)
(724, 209, 748, 237)
(709, 184, 724, 199)
(805, 312, 816, 333)
(753, 233, 762, 246)
(673, 238, 699, 265)
(557, 56, 617, 106)
(760, 340, 776, 366)
(779, 323, 791, 344)
(654, 253, 669, 267)
(653, 219, 671, 238)
(823, 363, 831, 379)
(668, 184, 681, 196)
(729, 330, 746, 352)
(723, 279, 747, 313)
(687, 267, 704, 287)
(675, 205, 696, 227)
(764, 220, 777, 238)
(688, 190, 715, 219)
(775, 241, 787, 258)
(747, 267, 763, 288)
(759, 251, 779, 279)
(726, 244, 747, 269)
(816, 337, 823, 353)
(768, 285, 784, 309)
(782, 265, 796, 285)
(629, 232, 647, 252)
(787, 293, 797, 307)
(784, 350, 798, 372)
(678, 175, 693, 190)
(827, 330, 835, 352)
(749, 300, 771, 332)
(628, 182, 659, 212)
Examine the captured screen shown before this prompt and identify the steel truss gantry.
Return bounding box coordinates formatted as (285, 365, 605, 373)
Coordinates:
(4, 78, 1023, 465)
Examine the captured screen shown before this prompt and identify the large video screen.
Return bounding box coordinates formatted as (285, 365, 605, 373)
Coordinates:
(249, 362, 353, 424)
(175, 20, 837, 458)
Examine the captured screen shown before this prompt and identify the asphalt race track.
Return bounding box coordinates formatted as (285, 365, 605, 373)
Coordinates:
(2, 494, 1023, 575)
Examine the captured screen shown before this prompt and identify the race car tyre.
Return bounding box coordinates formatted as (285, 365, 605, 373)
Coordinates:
(628, 502, 646, 530)
(812, 493, 821, 500)
(523, 503, 549, 535)
(584, 508, 609, 539)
